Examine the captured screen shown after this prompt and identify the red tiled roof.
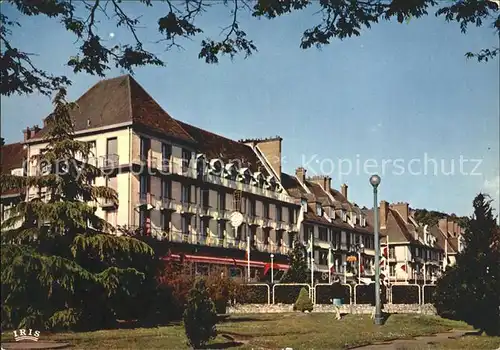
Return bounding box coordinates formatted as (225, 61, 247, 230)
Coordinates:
(30, 75, 194, 143)
(365, 207, 417, 243)
(0, 142, 25, 197)
(280, 173, 307, 198)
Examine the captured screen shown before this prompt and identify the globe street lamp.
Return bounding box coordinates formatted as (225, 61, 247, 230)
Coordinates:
(369, 174, 383, 325)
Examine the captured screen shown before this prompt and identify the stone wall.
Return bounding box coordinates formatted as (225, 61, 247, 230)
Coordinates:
(227, 303, 437, 315)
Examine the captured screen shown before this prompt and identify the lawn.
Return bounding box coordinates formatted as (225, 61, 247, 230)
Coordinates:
(2, 313, 498, 349)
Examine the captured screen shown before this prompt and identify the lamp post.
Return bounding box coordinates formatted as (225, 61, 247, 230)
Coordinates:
(369, 174, 383, 325)
(356, 243, 364, 284)
(270, 254, 274, 284)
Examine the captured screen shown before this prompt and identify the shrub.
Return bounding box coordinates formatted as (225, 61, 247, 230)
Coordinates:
(274, 284, 306, 304)
(157, 261, 195, 320)
(205, 268, 239, 314)
(236, 284, 269, 304)
(391, 285, 420, 304)
(293, 287, 313, 312)
(183, 278, 218, 349)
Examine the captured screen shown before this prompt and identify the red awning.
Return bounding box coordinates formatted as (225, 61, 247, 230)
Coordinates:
(162, 253, 288, 270)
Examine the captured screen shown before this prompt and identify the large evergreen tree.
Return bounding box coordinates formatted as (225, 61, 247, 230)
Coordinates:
(0, 89, 155, 331)
(281, 239, 309, 283)
(434, 193, 500, 336)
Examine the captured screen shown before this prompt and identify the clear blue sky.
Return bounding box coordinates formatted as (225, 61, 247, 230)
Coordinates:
(1, 2, 499, 217)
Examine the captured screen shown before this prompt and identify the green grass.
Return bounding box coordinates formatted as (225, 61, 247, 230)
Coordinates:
(2, 314, 497, 349)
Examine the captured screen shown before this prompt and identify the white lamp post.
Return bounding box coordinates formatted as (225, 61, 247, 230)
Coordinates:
(369, 174, 383, 325)
(358, 243, 364, 284)
(270, 254, 274, 284)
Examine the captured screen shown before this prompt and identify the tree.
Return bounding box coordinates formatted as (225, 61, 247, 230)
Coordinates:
(183, 278, 218, 349)
(413, 209, 468, 228)
(0, 88, 155, 331)
(1, 0, 498, 97)
(293, 287, 313, 312)
(434, 193, 500, 336)
(281, 239, 309, 283)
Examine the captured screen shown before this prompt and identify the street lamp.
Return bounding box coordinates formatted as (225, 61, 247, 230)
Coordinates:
(270, 254, 274, 284)
(369, 174, 383, 325)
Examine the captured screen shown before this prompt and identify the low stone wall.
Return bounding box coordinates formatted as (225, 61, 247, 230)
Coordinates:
(227, 303, 437, 315)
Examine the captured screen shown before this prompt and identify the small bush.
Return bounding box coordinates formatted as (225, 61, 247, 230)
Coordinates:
(183, 279, 218, 349)
(293, 287, 313, 312)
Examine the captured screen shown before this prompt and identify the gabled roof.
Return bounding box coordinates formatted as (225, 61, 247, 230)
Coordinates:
(430, 225, 457, 254)
(365, 207, 418, 244)
(0, 142, 24, 174)
(29, 75, 195, 143)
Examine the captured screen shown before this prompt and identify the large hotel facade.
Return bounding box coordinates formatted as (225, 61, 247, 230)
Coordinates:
(0, 75, 463, 284)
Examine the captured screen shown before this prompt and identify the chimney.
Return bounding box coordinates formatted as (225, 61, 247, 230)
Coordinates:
(243, 136, 282, 179)
(295, 167, 306, 183)
(309, 175, 332, 192)
(380, 200, 389, 229)
(447, 220, 455, 238)
(325, 176, 332, 190)
(23, 126, 31, 142)
(341, 183, 348, 199)
(438, 218, 448, 235)
(391, 202, 409, 224)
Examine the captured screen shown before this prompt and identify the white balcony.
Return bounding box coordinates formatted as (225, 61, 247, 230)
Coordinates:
(160, 198, 177, 211)
(203, 173, 294, 203)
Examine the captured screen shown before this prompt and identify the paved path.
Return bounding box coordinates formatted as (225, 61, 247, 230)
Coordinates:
(351, 329, 470, 349)
(0, 341, 71, 349)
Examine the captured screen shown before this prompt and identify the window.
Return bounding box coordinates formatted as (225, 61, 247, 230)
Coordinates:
(276, 230, 283, 245)
(162, 143, 171, 172)
(139, 174, 149, 199)
(181, 184, 191, 203)
(217, 221, 225, 239)
(218, 192, 226, 211)
(301, 199, 308, 212)
(276, 205, 282, 221)
(415, 247, 420, 258)
(319, 250, 328, 265)
(389, 246, 395, 259)
(200, 219, 209, 236)
(139, 209, 150, 229)
(319, 227, 328, 241)
(288, 207, 296, 224)
(389, 264, 396, 277)
(140, 137, 150, 160)
(161, 179, 171, 199)
(181, 216, 190, 234)
(105, 137, 118, 166)
(248, 199, 256, 216)
(263, 203, 270, 218)
(86, 141, 96, 158)
(316, 204, 322, 216)
(332, 230, 340, 249)
(181, 149, 191, 172)
(201, 189, 209, 208)
(161, 211, 171, 231)
(263, 228, 270, 244)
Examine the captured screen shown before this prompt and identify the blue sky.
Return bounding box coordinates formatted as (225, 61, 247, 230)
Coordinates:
(1, 2, 499, 217)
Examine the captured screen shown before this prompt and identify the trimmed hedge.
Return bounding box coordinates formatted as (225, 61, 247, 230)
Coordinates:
(235, 284, 269, 304)
(355, 284, 388, 305)
(423, 285, 436, 304)
(274, 284, 309, 304)
(315, 284, 351, 304)
(392, 285, 420, 304)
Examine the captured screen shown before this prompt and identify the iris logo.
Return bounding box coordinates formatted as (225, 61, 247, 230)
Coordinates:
(13, 329, 41, 342)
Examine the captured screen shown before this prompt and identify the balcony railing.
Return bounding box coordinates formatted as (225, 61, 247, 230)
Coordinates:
(100, 154, 119, 168)
(199, 206, 215, 217)
(138, 192, 155, 206)
(216, 210, 231, 220)
(246, 215, 261, 226)
(138, 155, 158, 169)
(202, 172, 294, 203)
(180, 201, 198, 214)
(161, 197, 177, 211)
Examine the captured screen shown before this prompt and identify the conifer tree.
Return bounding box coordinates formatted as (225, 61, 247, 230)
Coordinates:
(281, 239, 309, 283)
(434, 193, 500, 336)
(0, 89, 155, 331)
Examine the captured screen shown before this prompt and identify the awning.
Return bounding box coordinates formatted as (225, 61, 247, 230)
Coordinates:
(263, 263, 289, 275)
(162, 254, 289, 270)
(314, 241, 331, 250)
